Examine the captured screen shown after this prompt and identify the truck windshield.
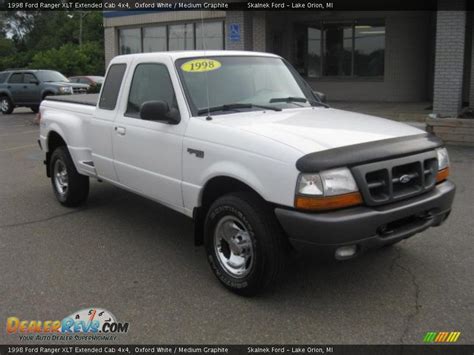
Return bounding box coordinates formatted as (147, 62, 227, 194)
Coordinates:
(175, 56, 317, 116)
(36, 70, 70, 83)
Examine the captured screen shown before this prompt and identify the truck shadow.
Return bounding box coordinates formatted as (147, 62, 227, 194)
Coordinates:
(83, 181, 419, 302)
(58, 181, 444, 345)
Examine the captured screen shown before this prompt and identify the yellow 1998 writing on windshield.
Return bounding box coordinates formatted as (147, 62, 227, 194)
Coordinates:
(181, 59, 221, 73)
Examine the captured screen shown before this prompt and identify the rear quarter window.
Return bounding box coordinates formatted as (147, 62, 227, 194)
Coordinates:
(99, 64, 127, 110)
(0, 72, 8, 83)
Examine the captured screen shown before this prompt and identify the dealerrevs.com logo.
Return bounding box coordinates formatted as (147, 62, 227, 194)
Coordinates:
(6, 308, 129, 341)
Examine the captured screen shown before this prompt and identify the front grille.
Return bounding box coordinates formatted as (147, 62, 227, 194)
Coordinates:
(352, 151, 438, 206)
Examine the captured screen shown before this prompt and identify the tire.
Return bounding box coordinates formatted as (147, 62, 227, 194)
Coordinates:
(30, 106, 39, 113)
(0, 96, 14, 114)
(50, 146, 89, 207)
(204, 192, 286, 296)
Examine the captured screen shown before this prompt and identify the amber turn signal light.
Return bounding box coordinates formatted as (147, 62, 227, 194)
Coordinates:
(436, 167, 449, 183)
(295, 192, 363, 211)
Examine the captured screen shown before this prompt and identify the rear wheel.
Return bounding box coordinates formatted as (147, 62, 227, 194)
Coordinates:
(204, 192, 286, 296)
(50, 146, 89, 207)
(0, 96, 14, 114)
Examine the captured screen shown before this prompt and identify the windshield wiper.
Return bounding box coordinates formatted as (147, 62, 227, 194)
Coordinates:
(197, 103, 281, 115)
(270, 96, 329, 108)
(269, 96, 307, 104)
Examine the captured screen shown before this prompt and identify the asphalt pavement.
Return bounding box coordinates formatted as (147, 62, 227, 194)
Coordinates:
(0, 109, 473, 345)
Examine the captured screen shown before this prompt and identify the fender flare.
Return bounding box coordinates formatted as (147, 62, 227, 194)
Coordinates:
(41, 90, 55, 100)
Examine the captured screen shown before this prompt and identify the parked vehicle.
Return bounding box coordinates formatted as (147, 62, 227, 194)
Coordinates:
(38, 51, 455, 295)
(0, 70, 89, 114)
(69, 76, 104, 93)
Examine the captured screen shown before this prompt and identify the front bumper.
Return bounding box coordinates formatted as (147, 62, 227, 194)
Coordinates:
(275, 180, 455, 255)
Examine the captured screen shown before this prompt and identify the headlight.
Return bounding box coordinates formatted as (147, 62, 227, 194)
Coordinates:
(295, 167, 362, 211)
(58, 86, 72, 94)
(436, 147, 449, 171)
(436, 147, 450, 182)
(297, 174, 324, 195)
(320, 168, 359, 196)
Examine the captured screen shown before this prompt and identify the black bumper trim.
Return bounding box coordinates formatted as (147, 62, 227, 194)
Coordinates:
(275, 180, 455, 252)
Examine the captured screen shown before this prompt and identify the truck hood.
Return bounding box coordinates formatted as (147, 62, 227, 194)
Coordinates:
(210, 107, 424, 154)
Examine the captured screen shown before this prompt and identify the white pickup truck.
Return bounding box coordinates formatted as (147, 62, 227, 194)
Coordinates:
(38, 51, 455, 295)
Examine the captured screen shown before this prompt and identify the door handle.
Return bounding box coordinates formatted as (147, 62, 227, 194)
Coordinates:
(115, 126, 126, 135)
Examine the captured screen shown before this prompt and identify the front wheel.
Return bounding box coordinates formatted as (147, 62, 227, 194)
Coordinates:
(0, 96, 14, 114)
(30, 106, 39, 113)
(204, 192, 286, 296)
(50, 146, 89, 207)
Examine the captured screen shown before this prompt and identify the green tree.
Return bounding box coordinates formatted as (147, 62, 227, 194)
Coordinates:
(29, 42, 104, 76)
(0, 10, 104, 74)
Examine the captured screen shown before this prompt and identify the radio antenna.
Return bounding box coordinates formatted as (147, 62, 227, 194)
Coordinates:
(200, 10, 212, 121)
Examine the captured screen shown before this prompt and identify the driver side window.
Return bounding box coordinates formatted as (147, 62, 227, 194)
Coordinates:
(126, 63, 178, 118)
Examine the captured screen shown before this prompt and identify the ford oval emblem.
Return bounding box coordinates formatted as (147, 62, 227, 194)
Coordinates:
(400, 174, 411, 184)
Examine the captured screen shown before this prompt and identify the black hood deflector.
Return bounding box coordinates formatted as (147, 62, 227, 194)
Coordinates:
(296, 133, 444, 172)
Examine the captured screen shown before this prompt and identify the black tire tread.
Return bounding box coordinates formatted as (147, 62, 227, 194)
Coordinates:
(50, 146, 89, 207)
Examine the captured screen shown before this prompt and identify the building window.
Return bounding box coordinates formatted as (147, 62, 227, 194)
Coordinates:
(119, 21, 224, 55)
(323, 23, 353, 76)
(307, 27, 322, 78)
(143, 26, 167, 52)
(119, 28, 141, 54)
(305, 21, 385, 78)
(196, 22, 224, 50)
(354, 24, 385, 76)
(169, 23, 194, 51)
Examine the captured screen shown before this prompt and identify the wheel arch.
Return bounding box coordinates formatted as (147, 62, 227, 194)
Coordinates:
(193, 175, 267, 246)
(45, 131, 67, 177)
(0, 91, 14, 104)
(41, 90, 55, 100)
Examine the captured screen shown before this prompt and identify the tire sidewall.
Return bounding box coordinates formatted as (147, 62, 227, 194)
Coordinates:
(205, 200, 264, 293)
(50, 148, 69, 203)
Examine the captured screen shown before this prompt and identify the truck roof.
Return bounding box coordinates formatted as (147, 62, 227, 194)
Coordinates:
(111, 50, 280, 63)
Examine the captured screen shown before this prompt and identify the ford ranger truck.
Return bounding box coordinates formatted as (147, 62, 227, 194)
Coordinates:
(38, 51, 455, 296)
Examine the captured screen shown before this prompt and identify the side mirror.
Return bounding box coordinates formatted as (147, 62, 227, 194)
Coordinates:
(312, 90, 327, 103)
(140, 100, 180, 124)
(30, 80, 39, 85)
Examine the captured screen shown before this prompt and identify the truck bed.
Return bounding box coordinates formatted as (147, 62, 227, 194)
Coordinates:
(45, 93, 98, 107)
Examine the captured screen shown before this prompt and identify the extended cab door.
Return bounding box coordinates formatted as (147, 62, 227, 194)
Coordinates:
(89, 63, 128, 182)
(112, 59, 186, 209)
